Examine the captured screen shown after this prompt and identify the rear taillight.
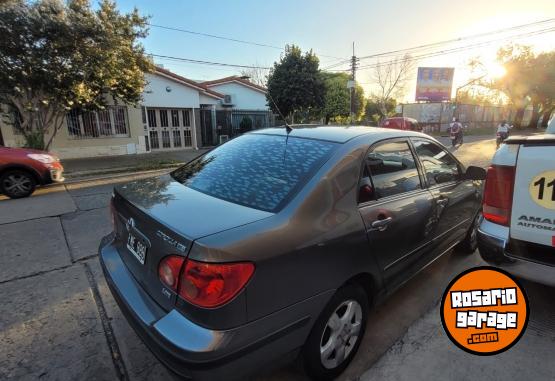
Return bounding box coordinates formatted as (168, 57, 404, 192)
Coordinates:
(158, 257, 255, 308)
(159, 255, 186, 291)
(483, 165, 515, 226)
(178, 259, 255, 308)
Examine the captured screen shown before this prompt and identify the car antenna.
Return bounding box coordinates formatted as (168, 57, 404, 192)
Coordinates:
(266, 92, 293, 167)
(267, 92, 292, 133)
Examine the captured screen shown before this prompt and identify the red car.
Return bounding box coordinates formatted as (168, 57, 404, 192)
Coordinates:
(380, 117, 422, 131)
(0, 146, 64, 198)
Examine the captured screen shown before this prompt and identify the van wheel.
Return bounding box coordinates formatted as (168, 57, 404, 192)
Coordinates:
(0, 170, 36, 199)
(457, 212, 481, 254)
(302, 284, 368, 380)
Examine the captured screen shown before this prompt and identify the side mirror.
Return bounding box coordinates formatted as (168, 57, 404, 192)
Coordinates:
(359, 184, 374, 203)
(464, 166, 487, 180)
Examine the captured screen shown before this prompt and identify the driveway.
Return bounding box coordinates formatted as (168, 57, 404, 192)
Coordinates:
(1, 135, 553, 381)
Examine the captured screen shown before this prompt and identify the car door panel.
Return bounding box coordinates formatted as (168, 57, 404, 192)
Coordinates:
(411, 138, 480, 251)
(359, 189, 436, 287)
(358, 139, 437, 289)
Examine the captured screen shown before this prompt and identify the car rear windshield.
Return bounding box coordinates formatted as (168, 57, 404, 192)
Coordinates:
(171, 133, 338, 212)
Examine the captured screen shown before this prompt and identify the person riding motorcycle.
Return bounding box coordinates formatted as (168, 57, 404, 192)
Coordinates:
(449, 117, 463, 147)
(496, 120, 512, 148)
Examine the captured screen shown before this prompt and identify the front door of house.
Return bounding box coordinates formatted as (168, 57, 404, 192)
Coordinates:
(146, 108, 193, 151)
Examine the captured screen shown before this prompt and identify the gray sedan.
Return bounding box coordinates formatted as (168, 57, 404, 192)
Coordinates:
(99, 126, 485, 380)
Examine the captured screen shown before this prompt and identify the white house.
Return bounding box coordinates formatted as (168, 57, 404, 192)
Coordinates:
(0, 67, 273, 158)
(201, 76, 268, 110)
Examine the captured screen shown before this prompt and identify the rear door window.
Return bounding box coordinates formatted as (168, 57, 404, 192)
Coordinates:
(365, 140, 421, 199)
(412, 139, 461, 185)
(171, 133, 337, 212)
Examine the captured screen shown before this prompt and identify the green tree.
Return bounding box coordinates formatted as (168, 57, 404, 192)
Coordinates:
(239, 116, 253, 133)
(529, 51, 555, 128)
(320, 72, 365, 124)
(365, 95, 396, 124)
(492, 45, 536, 129)
(266, 45, 325, 123)
(0, 0, 153, 149)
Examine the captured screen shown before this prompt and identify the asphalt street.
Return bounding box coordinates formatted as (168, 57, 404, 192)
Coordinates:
(1, 135, 553, 381)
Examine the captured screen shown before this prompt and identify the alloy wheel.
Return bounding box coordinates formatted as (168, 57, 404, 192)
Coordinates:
(2, 173, 33, 197)
(320, 299, 363, 369)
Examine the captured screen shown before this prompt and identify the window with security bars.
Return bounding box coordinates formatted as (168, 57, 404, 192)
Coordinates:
(182, 110, 191, 126)
(160, 110, 169, 127)
(173, 130, 182, 147)
(66, 106, 129, 139)
(162, 130, 171, 148)
(171, 110, 180, 127)
(149, 130, 159, 149)
(183, 129, 192, 147)
(147, 109, 157, 127)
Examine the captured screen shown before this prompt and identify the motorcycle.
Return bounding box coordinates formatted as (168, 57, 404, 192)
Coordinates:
(450, 127, 463, 147)
(496, 131, 509, 149)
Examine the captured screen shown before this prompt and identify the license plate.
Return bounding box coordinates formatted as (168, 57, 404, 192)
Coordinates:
(127, 233, 147, 265)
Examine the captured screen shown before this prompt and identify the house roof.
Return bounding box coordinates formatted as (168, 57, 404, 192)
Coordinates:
(153, 67, 225, 99)
(202, 76, 267, 94)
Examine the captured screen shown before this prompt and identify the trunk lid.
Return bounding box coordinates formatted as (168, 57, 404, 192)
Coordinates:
(111, 175, 273, 310)
(509, 135, 555, 248)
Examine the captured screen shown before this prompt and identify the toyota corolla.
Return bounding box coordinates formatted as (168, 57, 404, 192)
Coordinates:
(99, 126, 485, 380)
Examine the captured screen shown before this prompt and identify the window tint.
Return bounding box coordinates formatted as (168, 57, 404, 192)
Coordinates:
(412, 139, 460, 185)
(366, 141, 421, 198)
(171, 134, 337, 212)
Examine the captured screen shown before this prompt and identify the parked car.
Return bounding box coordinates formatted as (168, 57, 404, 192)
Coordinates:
(0, 146, 64, 198)
(478, 117, 555, 286)
(99, 126, 485, 381)
(380, 117, 422, 131)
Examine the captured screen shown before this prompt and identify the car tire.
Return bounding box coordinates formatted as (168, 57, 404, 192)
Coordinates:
(302, 284, 369, 381)
(456, 211, 481, 254)
(0, 169, 37, 199)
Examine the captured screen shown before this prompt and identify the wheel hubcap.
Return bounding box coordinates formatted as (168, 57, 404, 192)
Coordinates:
(2, 174, 32, 196)
(320, 300, 362, 369)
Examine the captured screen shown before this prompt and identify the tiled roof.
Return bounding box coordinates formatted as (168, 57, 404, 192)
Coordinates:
(201, 76, 267, 93)
(153, 67, 225, 99)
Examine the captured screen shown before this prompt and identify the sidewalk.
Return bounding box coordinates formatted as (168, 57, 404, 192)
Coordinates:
(62, 148, 209, 179)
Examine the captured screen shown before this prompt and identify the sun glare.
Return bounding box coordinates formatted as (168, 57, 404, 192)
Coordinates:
(485, 62, 507, 79)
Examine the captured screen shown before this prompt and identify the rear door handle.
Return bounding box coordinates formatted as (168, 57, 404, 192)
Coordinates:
(370, 217, 393, 232)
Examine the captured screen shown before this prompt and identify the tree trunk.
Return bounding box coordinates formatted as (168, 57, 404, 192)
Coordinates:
(540, 107, 554, 128)
(527, 103, 541, 129)
(513, 108, 525, 129)
(44, 113, 65, 151)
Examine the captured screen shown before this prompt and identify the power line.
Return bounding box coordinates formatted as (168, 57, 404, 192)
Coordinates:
(147, 23, 347, 61)
(148, 53, 272, 70)
(357, 18, 555, 61)
(356, 26, 555, 71)
(327, 26, 555, 73)
(323, 18, 555, 71)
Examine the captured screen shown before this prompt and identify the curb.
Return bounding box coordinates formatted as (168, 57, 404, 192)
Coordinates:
(62, 167, 179, 185)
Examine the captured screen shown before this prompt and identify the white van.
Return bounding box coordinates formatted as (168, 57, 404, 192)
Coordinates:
(477, 117, 555, 285)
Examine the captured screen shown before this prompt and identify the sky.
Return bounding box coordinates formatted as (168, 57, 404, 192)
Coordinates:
(112, 0, 555, 101)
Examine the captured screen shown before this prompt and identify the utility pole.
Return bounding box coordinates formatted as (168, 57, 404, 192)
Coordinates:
(349, 42, 358, 125)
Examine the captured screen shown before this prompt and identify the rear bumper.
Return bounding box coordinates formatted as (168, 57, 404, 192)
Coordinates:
(99, 235, 331, 380)
(477, 219, 555, 287)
